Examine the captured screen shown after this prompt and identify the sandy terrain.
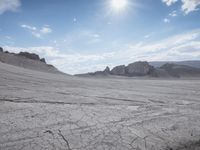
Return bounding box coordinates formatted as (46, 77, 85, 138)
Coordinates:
(0, 62, 200, 150)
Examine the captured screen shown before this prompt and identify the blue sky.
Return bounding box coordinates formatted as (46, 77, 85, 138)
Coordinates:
(0, 0, 200, 74)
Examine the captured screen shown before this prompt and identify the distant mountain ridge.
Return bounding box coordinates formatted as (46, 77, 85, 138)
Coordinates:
(0, 47, 62, 74)
(149, 61, 200, 69)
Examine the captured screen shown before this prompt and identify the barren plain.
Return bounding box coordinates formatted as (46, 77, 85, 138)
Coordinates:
(0, 62, 200, 150)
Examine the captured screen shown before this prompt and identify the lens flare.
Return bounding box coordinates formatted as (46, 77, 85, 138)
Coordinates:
(110, 0, 128, 12)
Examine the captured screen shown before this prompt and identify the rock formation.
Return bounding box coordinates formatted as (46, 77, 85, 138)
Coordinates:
(0, 47, 3, 52)
(76, 62, 155, 77)
(109, 62, 154, 76)
(18, 52, 40, 61)
(126, 61, 154, 76)
(40, 58, 46, 63)
(103, 66, 110, 74)
(76, 61, 200, 78)
(111, 65, 126, 76)
(17, 52, 46, 63)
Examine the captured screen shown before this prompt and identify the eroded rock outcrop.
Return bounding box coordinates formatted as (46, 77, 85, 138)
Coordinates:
(76, 62, 155, 77)
(126, 61, 154, 76)
(111, 65, 126, 76)
(40, 58, 46, 63)
(17, 52, 46, 63)
(110, 62, 154, 76)
(104, 66, 110, 74)
(18, 52, 40, 61)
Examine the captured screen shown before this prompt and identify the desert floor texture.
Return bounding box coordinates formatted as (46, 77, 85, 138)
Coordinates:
(0, 62, 200, 150)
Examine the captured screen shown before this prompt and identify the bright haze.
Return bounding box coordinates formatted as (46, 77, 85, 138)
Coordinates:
(0, 0, 200, 74)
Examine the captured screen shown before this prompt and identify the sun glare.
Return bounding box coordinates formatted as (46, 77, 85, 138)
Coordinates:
(110, 0, 128, 12)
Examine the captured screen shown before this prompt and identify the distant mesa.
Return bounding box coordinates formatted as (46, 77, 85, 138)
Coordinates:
(0, 47, 62, 74)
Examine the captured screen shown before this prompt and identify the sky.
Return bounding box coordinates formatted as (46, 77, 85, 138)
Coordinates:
(0, 0, 200, 74)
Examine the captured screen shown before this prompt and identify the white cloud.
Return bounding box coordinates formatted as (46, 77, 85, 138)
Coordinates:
(126, 29, 200, 61)
(21, 24, 37, 31)
(162, 0, 178, 6)
(2, 46, 59, 57)
(62, 30, 102, 46)
(169, 10, 177, 17)
(40, 26, 52, 34)
(144, 33, 154, 39)
(31, 32, 41, 38)
(181, 0, 200, 14)
(129, 30, 200, 51)
(164, 18, 170, 23)
(0, 0, 21, 14)
(81, 31, 100, 39)
(87, 33, 101, 44)
(21, 24, 52, 38)
(3, 29, 200, 74)
(170, 41, 200, 53)
(162, 0, 200, 14)
(92, 34, 100, 38)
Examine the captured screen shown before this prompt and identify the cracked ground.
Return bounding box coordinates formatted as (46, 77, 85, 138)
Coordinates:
(0, 62, 200, 150)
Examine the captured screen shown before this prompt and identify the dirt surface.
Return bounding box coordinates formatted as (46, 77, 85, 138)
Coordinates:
(0, 62, 200, 150)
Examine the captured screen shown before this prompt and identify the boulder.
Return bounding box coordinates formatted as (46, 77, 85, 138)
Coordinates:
(18, 52, 40, 61)
(126, 61, 154, 76)
(0, 47, 3, 52)
(111, 65, 126, 76)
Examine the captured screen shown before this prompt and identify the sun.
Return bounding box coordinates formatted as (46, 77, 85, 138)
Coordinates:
(110, 0, 128, 12)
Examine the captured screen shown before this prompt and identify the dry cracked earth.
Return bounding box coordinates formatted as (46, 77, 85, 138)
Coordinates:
(0, 62, 200, 150)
